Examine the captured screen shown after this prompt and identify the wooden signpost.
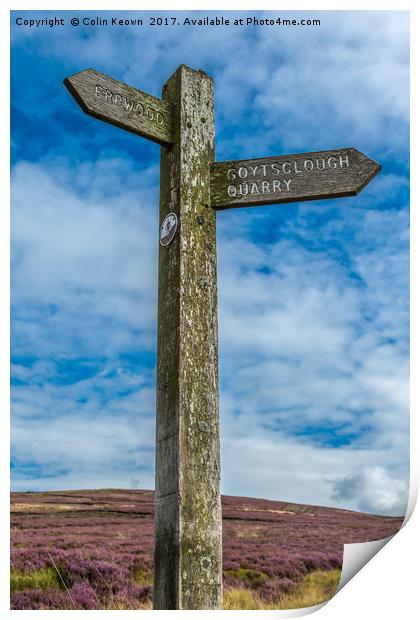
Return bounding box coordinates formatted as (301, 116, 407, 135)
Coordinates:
(64, 64, 381, 611)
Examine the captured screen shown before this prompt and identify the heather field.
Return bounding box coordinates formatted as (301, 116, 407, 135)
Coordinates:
(10, 490, 403, 610)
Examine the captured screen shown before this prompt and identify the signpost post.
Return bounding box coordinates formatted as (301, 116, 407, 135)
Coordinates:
(64, 63, 381, 611)
(154, 65, 221, 610)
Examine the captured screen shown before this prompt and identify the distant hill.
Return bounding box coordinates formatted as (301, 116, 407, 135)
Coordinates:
(10, 489, 403, 610)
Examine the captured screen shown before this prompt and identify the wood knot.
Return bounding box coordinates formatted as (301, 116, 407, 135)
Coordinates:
(186, 121, 192, 128)
(198, 277, 209, 290)
(196, 216, 205, 225)
(200, 117, 207, 123)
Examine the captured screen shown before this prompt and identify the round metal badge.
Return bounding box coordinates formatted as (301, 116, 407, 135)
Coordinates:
(160, 213, 178, 247)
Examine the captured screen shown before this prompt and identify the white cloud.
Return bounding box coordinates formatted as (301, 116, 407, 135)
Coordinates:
(11, 361, 156, 491)
(10, 157, 409, 513)
(216, 195, 409, 513)
(331, 466, 408, 516)
(221, 435, 408, 516)
(13, 11, 409, 160)
(10, 11, 410, 514)
(11, 159, 159, 358)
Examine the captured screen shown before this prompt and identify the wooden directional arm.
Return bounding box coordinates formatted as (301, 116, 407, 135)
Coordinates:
(210, 147, 381, 210)
(64, 68, 173, 147)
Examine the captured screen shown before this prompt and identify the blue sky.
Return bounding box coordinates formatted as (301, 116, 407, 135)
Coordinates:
(10, 10, 409, 516)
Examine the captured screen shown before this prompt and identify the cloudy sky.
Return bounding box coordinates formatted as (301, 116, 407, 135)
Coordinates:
(11, 10, 409, 516)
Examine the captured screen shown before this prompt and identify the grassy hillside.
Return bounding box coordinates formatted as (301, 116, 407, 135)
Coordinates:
(10, 489, 403, 610)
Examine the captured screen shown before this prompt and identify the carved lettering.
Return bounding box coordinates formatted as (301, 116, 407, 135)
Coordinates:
(221, 152, 354, 200)
(250, 165, 259, 176)
(227, 178, 292, 198)
(250, 182, 259, 195)
(225, 155, 351, 184)
(123, 97, 133, 112)
(94, 84, 164, 127)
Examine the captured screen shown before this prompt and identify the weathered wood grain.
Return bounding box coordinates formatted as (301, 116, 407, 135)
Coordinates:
(210, 148, 381, 209)
(154, 65, 222, 610)
(64, 68, 173, 147)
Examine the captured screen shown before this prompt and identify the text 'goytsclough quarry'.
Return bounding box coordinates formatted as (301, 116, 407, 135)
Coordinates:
(226, 154, 350, 198)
